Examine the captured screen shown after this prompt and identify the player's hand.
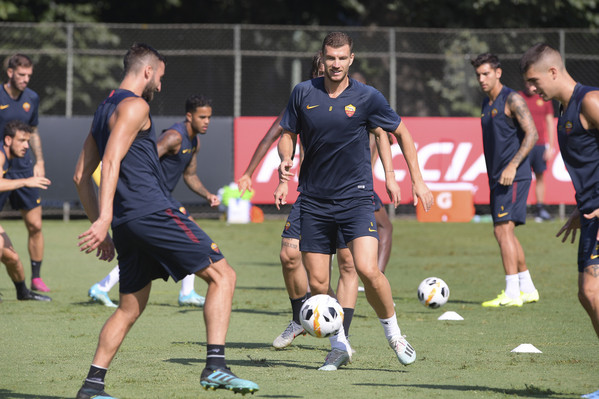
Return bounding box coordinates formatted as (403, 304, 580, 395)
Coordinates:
(414, 181, 434, 212)
(278, 159, 294, 182)
(543, 146, 554, 162)
(95, 233, 115, 262)
(25, 176, 51, 189)
(274, 181, 288, 210)
(499, 163, 517, 186)
(207, 193, 221, 207)
(237, 174, 252, 197)
(78, 218, 111, 256)
(557, 208, 581, 243)
(385, 176, 401, 208)
(33, 162, 45, 178)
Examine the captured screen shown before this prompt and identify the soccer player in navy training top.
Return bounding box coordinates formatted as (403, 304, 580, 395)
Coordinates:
(0, 54, 48, 292)
(521, 43, 599, 399)
(275, 31, 433, 368)
(87, 94, 217, 308)
(471, 53, 540, 308)
(73, 43, 258, 398)
(0, 120, 51, 302)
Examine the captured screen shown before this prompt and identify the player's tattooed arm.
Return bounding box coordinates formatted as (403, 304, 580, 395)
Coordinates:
(507, 92, 538, 167)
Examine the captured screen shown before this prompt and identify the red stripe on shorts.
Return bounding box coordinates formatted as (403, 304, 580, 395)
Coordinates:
(512, 181, 517, 203)
(165, 208, 200, 243)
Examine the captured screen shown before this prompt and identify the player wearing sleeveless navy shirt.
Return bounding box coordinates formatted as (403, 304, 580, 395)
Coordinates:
(522, 46, 599, 398)
(160, 121, 197, 192)
(472, 53, 539, 308)
(87, 95, 218, 308)
(73, 43, 258, 399)
(0, 120, 50, 302)
(0, 54, 48, 292)
(276, 32, 433, 370)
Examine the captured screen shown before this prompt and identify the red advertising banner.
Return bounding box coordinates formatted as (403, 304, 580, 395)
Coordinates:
(234, 116, 575, 205)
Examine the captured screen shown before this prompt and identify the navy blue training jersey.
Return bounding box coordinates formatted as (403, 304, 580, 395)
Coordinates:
(91, 89, 171, 227)
(281, 77, 401, 199)
(159, 122, 197, 193)
(0, 85, 39, 171)
(480, 86, 531, 186)
(557, 83, 599, 213)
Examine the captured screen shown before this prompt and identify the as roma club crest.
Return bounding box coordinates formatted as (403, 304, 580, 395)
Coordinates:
(565, 121, 573, 134)
(22, 102, 31, 112)
(344, 104, 356, 117)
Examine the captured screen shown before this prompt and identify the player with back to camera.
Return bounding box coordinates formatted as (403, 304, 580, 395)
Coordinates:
(0, 120, 51, 302)
(73, 43, 258, 398)
(238, 53, 361, 371)
(275, 31, 433, 368)
(471, 53, 540, 308)
(0, 54, 48, 293)
(518, 85, 555, 222)
(351, 71, 394, 277)
(521, 43, 599, 399)
(87, 94, 218, 308)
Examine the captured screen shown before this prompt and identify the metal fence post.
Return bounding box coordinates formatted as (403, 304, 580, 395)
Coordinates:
(66, 23, 73, 118)
(234, 24, 241, 119)
(389, 28, 397, 112)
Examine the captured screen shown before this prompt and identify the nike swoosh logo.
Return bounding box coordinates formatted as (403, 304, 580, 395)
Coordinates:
(182, 149, 191, 154)
(0, 105, 9, 110)
(590, 254, 599, 260)
(368, 228, 376, 232)
(306, 105, 320, 109)
(497, 212, 508, 217)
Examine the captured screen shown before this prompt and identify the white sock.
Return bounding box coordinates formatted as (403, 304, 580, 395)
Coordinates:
(97, 265, 120, 292)
(518, 270, 536, 293)
(505, 274, 520, 299)
(180, 274, 195, 296)
(329, 325, 352, 354)
(379, 313, 401, 340)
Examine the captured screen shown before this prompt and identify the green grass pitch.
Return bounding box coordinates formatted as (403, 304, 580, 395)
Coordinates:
(0, 218, 597, 398)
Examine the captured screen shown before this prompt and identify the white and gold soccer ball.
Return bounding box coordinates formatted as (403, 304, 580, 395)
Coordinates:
(417, 277, 450, 309)
(300, 294, 344, 338)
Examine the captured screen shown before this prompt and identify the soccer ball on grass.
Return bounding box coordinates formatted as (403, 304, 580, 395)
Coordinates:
(300, 294, 344, 338)
(417, 277, 450, 308)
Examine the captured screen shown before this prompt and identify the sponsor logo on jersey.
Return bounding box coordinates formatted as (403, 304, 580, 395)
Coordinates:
(345, 104, 356, 117)
(22, 102, 31, 112)
(0, 104, 9, 110)
(491, 108, 498, 117)
(565, 121, 573, 134)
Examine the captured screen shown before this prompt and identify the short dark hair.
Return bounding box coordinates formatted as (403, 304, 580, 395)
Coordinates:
(185, 94, 212, 113)
(322, 32, 353, 55)
(309, 52, 323, 79)
(471, 53, 501, 70)
(4, 120, 32, 139)
(520, 43, 558, 74)
(6, 54, 33, 71)
(123, 43, 166, 75)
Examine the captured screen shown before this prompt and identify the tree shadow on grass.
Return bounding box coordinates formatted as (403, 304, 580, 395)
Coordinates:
(165, 356, 319, 370)
(353, 383, 578, 398)
(0, 389, 64, 399)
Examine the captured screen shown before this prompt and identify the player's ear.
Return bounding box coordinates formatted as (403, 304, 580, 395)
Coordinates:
(185, 112, 192, 122)
(349, 53, 355, 67)
(6, 67, 13, 79)
(549, 66, 558, 80)
(496, 67, 503, 79)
